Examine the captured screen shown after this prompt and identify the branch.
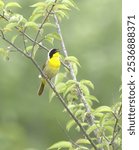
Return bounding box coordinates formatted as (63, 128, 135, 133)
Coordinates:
(54, 14, 104, 150)
(0, 31, 97, 150)
(54, 13, 95, 125)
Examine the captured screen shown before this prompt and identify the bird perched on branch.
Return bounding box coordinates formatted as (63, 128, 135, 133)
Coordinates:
(38, 48, 61, 95)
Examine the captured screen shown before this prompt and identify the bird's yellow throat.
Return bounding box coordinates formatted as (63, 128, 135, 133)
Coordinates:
(48, 52, 61, 68)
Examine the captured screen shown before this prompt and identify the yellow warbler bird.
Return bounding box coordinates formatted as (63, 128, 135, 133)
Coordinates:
(38, 49, 61, 96)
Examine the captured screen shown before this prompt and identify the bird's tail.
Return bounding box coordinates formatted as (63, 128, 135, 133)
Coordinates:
(38, 82, 45, 96)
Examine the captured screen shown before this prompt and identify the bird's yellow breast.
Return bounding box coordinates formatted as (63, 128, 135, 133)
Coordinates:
(48, 57, 61, 68)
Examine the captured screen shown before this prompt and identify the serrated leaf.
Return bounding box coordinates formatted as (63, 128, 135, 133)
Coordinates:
(66, 80, 77, 86)
(25, 21, 38, 29)
(45, 35, 54, 45)
(85, 95, 99, 103)
(29, 13, 42, 22)
(66, 119, 76, 131)
(46, 33, 61, 41)
(5, 2, 21, 9)
(93, 112, 104, 118)
(48, 141, 72, 149)
(80, 80, 94, 90)
(43, 22, 56, 28)
(94, 106, 112, 113)
(55, 10, 69, 19)
(54, 4, 70, 10)
(30, 2, 46, 8)
(86, 124, 98, 135)
(63, 84, 76, 98)
(62, 0, 79, 10)
(65, 56, 81, 67)
(79, 84, 90, 96)
(76, 138, 90, 145)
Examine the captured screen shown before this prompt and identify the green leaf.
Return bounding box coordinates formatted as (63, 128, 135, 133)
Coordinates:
(80, 80, 94, 90)
(30, 2, 46, 8)
(0, 48, 9, 60)
(54, 4, 70, 10)
(26, 46, 32, 52)
(56, 82, 66, 93)
(29, 13, 42, 22)
(66, 93, 78, 102)
(5, 2, 21, 9)
(48, 141, 72, 149)
(55, 10, 69, 19)
(94, 106, 112, 113)
(66, 119, 76, 131)
(104, 119, 115, 126)
(79, 84, 90, 96)
(45, 35, 54, 45)
(86, 124, 98, 135)
(45, 32, 61, 45)
(62, 0, 79, 10)
(75, 109, 84, 117)
(66, 80, 77, 86)
(65, 56, 81, 67)
(85, 95, 99, 103)
(0, 1, 4, 9)
(4, 22, 18, 32)
(54, 73, 65, 85)
(76, 138, 90, 145)
(104, 125, 113, 133)
(11, 35, 18, 44)
(46, 33, 61, 41)
(63, 84, 76, 98)
(43, 22, 56, 28)
(25, 21, 38, 29)
(32, 44, 39, 58)
(93, 112, 104, 118)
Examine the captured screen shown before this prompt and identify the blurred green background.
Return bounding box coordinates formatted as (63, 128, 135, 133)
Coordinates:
(0, 0, 121, 149)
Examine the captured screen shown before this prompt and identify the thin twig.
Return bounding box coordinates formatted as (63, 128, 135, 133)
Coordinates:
(31, 0, 57, 56)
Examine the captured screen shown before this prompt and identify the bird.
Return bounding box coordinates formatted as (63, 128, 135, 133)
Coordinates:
(38, 48, 61, 96)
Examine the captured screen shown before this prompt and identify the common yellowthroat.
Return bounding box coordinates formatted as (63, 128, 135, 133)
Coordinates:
(38, 49, 61, 95)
